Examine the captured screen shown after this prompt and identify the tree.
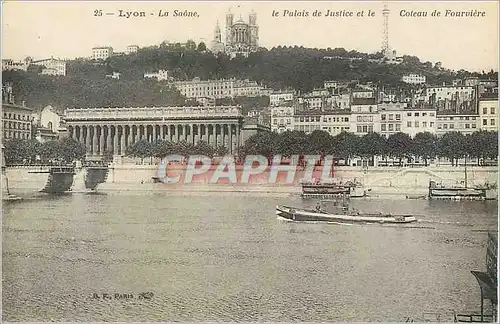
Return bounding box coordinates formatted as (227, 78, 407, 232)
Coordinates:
(3, 139, 31, 164)
(197, 42, 207, 52)
(437, 131, 466, 166)
(193, 141, 215, 157)
(386, 132, 413, 164)
(306, 130, 333, 155)
(412, 132, 437, 166)
(126, 139, 154, 163)
(58, 137, 86, 163)
(275, 130, 308, 158)
(331, 131, 360, 165)
(358, 132, 386, 165)
(215, 144, 229, 157)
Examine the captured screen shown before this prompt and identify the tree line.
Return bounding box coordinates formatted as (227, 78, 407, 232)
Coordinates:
(3, 130, 497, 167)
(3, 137, 86, 165)
(238, 130, 498, 166)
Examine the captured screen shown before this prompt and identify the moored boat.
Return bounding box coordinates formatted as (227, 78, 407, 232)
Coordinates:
(276, 205, 417, 224)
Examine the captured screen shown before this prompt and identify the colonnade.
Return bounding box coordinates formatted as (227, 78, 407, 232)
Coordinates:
(67, 123, 240, 156)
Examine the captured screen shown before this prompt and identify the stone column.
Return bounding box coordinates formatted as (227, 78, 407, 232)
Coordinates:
(160, 125, 165, 141)
(128, 125, 133, 146)
(71, 126, 77, 141)
(216, 124, 222, 148)
(152, 125, 157, 142)
(113, 127, 119, 155)
(99, 128, 105, 155)
(106, 126, 112, 154)
(229, 124, 233, 154)
(135, 125, 140, 142)
(120, 126, 126, 155)
(85, 126, 91, 153)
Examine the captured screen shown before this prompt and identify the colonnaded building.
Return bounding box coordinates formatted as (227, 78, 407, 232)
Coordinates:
(64, 106, 248, 159)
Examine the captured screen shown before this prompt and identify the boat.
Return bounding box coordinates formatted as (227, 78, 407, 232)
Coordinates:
(301, 179, 370, 198)
(428, 161, 498, 201)
(275, 205, 417, 224)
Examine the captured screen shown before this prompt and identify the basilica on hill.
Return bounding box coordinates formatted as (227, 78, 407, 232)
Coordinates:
(210, 10, 259, 59)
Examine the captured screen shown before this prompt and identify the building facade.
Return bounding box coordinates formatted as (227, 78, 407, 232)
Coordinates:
(32, 58, 67, 76)
(126, 45, 139, 55)
(64, 106, 244, 157)
(2, 59, 29, 71)
(401, 108, 436, 138)
(144, 69, 169, 81)
(401, 74, 426, 84)
(271, 106, 294, 133)
(92, 47, 113, 60)
(435, 112, 479, 136)
(478, 98, 498, 132)
(172, 78, 263, 99)
(270, 91, 295, 106)
(2, 84, 32, 141)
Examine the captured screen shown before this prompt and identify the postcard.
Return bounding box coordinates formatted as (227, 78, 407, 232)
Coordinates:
(1, 1, 498, 322)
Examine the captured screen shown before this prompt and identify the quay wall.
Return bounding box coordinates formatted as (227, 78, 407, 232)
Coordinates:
(105, 164, 498, 188)
(5, 165, 498, 195)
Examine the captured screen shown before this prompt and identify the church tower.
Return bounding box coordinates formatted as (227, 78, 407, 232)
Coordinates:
(214, 20, 222, 43)
(211, 20, 225, 54)
(248, 10, 259, 49)
(225, 11, 234, 45)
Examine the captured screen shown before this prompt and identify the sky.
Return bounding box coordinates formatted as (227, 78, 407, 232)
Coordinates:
(2, 1, 498, 72)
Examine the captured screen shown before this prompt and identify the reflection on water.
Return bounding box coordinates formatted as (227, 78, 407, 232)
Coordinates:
(2, 192, 497, 321)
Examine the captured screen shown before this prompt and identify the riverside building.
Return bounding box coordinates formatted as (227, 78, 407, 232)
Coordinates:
(478, 96, 498, 132)
(64, 106, 244, 158)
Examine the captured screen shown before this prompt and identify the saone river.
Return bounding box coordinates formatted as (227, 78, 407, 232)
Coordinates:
(2, 191, 498, 322)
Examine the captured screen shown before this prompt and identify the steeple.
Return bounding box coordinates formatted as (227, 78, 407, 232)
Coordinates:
(214, 20, 221, 43)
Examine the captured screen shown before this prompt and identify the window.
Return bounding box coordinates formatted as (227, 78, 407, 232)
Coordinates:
(415, 121, 420, 128)
(396, 114, 401, 121)
(381, 114, 386, 121)
(362, 125, 368, 132)
(449, 124, 454, 129)
(395, 124, 401, 131)
(483, 107, 488, 114)
(472, 124, 476, 128)
(407, 112, 412, 116)
(491, 119, 495, 126)
(407, 121, 412, 127)
(491, 108, 496, 115)
(389, 114, 394, 121)
(430, 113, 435, 117)
(465, 124, 470, 129)
(316, 117, 320, 122)
(368, 125, 373, 132)
(415, 113, 420, 117)
(422, 113, 427, 116)
(381, 124, 387, 131)
(357, 126, 362, 132)
(357, 116, 362, 122)
(483, 119, 488, 125)
(443, 124, 448, 129)
(465, 116, 469, 120)
(422, 122, 427, 127)
(388, 124, 394, 131)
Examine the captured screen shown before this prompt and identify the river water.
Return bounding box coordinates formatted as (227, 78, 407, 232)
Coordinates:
(2, 191, 498, 322)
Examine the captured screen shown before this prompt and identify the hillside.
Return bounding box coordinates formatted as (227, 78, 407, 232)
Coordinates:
(2, 44, 495, 110)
